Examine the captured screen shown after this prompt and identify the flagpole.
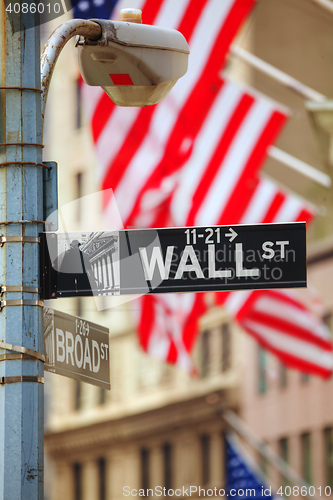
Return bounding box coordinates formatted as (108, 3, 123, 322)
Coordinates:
(219, 408, 321, 500)
(311, 0, 333, 14)
(230, 45, 326, 103)
(268, 146, 331, 188)
(229, 45, 331, 188)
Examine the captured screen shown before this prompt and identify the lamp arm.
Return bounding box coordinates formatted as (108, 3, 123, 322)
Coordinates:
(41, 19, 101, 124)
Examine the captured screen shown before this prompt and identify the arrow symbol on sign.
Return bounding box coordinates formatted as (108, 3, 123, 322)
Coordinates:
(225, 228, 238, 242)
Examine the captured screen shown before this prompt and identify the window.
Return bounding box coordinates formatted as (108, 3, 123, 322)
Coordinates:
(280, 437, 288, 461)
(163, 443, 172, 491)
(76, 79, 83, 129)
(301, 373, 310, 383)
(77, 297, 82, 318)
(99, 388, 106, 405)
(324, 427, 333, 488)
(73, 463, 82, 500)
(201, 434, 210, 485)
(221, 323, 231, 372)
(201, 330, 211, 378)
(301, 433, 312, 484)
(76, 172, 83, 222)
(323, 312, 333, 331)
(75, 380, 82, 411)
(323, 313, 333, 379)
(140, 448, 150, 492)
(279, 363, 287, 388)
(258, 347, 267, 394)
(98, 458, 106, 500)
(279, 437, 288, 488)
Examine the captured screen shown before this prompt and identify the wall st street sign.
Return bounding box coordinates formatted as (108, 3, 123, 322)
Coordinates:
(41, 222, 307, 299)
(44, 308, 110, 389)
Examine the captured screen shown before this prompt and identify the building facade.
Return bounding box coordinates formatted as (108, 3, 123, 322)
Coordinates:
(240, 240, 333, 493)
(45, 306, 242, 500)
(42, 0, 333, 499)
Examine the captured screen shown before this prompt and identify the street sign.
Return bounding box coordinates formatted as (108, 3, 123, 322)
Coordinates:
(44, 307, 110, 389)
(41, 222, 307, 299)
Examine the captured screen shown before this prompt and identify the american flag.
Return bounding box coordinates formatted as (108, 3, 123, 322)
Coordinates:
(226, 432, 274, 500)
(79, 0, 256, 228)
(138, 173, 333, 377)
(74, 0, 333, 377)
(211, 177, 332, 379)
(225, 289, 333, 378)
(136, 77, 287, 229)
(137, 293, 206, 371)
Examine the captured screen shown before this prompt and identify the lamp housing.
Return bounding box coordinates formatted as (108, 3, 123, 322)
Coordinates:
(77, 19, 189, 107)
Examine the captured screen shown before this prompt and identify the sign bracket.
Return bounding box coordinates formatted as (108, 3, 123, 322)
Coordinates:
(0, 341, 45, 362)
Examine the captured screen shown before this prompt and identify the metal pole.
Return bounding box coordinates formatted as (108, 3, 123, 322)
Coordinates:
(230, 45, 327, 103)
(0, 3, 44, 499)
(311, 0, 333, 14)
(268, 145, 332, 188)
(229, 45, 331, 187)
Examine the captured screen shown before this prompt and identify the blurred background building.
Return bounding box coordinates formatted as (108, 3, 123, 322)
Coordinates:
(41, 0, 333, 499)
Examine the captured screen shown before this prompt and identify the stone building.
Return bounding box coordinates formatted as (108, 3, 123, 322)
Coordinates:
(45, 307, 242, 500)
(240, 241, 333, 493)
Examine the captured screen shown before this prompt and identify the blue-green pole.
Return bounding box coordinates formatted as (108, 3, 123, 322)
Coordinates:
(0, 2, 44, 498)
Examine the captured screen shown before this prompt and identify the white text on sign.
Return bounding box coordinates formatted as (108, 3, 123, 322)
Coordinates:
(55, 328, 109, 373)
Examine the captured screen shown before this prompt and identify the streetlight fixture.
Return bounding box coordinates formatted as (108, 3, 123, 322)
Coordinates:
(77, 18, 189, 107)
(41, 10, 189, 116)
(306, 100, 333, 171)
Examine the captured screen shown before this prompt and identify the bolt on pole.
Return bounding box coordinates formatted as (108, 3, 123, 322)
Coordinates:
(0, 2, 44, 499)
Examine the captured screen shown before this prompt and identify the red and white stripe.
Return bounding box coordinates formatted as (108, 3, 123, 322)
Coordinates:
(82, 0, 256, 228)
(239, 176, 314, 224)
(131, 80, 287, 229)
(212, 179, 332, 377)
(170, 82, 287, 228)
(138, 293, 206, 370)
(224, 289, 333, 378)
(137, 174, 325, 372)
(122, 102, 330, 375)
(82, 0, 332, 375)
(82, 0, 257, 368)
(138, 170, 332, 375)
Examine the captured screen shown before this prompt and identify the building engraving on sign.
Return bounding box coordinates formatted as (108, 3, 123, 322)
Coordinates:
(49, 231, 120, 296)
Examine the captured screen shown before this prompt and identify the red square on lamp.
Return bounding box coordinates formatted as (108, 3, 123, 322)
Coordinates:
(110, 74, 134, 85)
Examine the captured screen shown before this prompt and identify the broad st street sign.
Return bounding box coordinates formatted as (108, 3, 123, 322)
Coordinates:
(44, 307, 110, 389)
(41, 222, 307, 299)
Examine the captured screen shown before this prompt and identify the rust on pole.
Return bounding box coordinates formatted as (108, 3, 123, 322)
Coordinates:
(0, 2, 44, 498)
